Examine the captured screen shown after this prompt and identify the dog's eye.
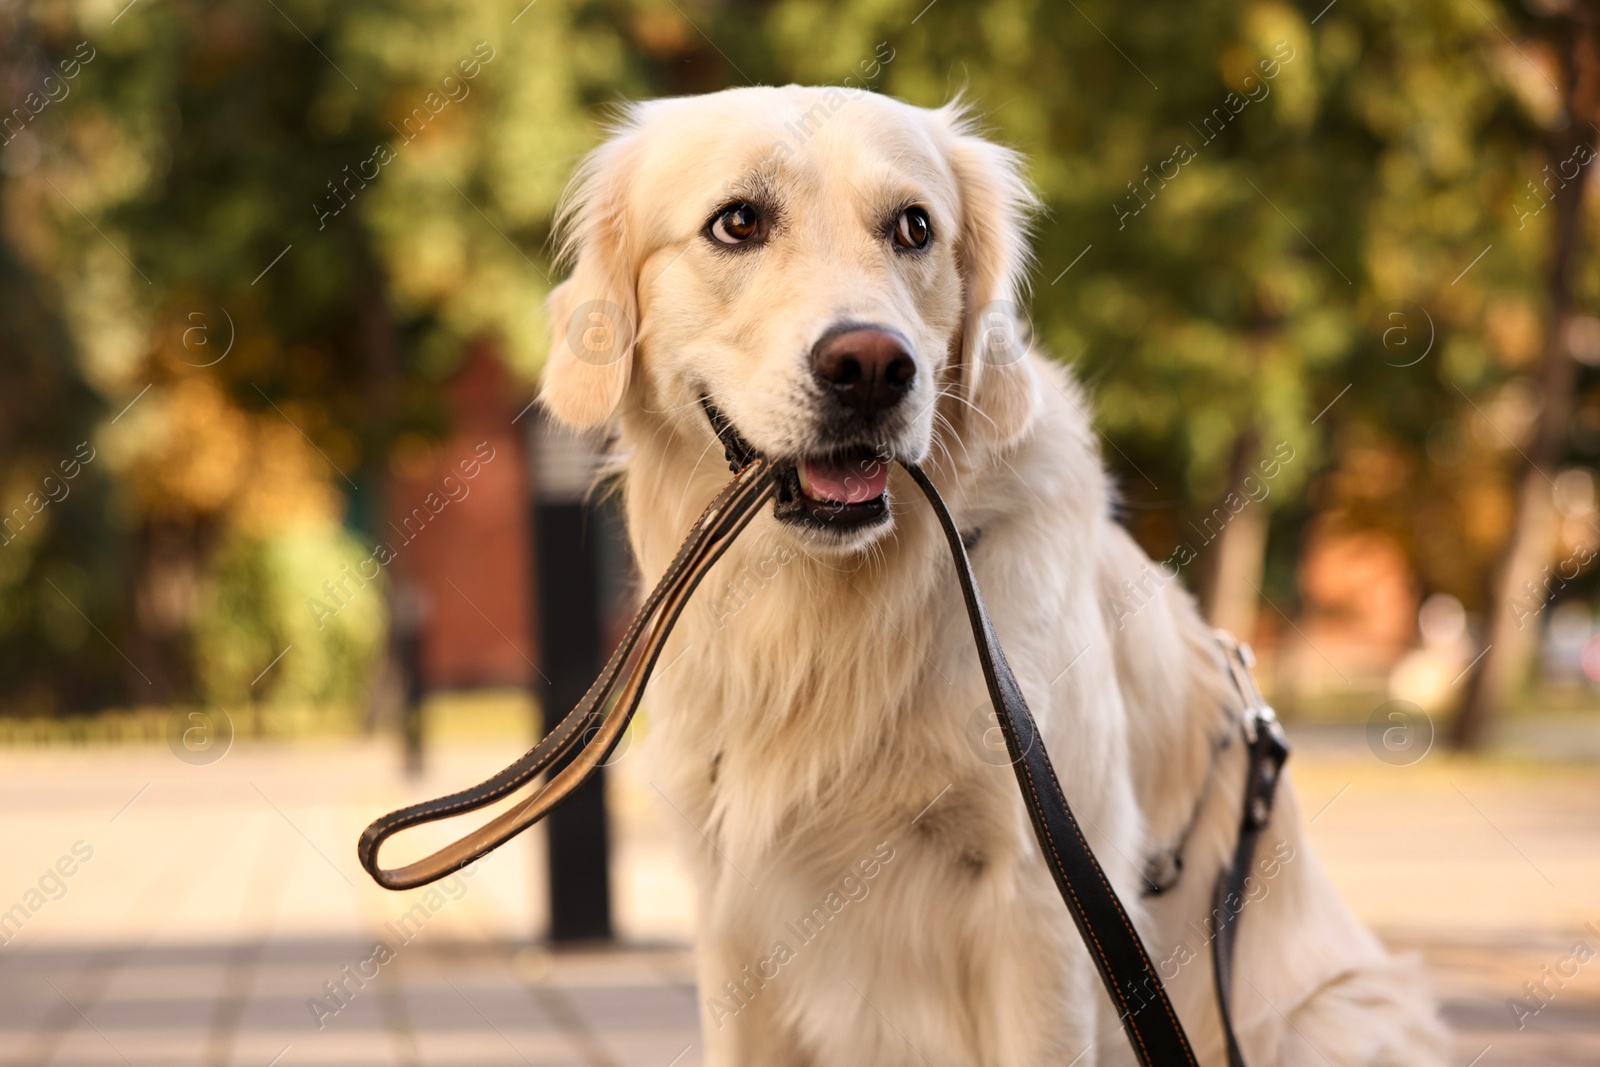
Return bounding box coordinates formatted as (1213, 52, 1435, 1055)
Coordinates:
(893, 207, 931, 250)
(710, 203, 762, 245)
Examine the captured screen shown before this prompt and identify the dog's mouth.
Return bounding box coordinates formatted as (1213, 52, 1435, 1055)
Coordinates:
(701, 397, 891, 530)
(779, 448, 891, 527)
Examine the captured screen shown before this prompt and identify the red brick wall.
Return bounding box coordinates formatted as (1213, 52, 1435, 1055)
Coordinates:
(386, 342, 535, 689)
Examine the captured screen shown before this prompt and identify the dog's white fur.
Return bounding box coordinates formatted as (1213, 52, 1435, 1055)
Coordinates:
(541, 86, 1449, 1067)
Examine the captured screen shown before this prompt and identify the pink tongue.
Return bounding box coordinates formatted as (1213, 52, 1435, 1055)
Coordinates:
(801, 455, 890, 504)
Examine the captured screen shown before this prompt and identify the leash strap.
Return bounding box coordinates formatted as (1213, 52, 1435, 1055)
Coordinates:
(904, 463, 1200, 1067)
(1208, 634, 1290, 1067)
(357, 459, 775, 890)
(358, 456, 1209, 1065)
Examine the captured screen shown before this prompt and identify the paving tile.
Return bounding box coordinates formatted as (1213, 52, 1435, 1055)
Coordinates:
(0, 738, 1596, 1064)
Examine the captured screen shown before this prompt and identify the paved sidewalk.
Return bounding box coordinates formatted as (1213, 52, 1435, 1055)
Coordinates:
(0, 736, 1595, 1065)
(1, 940, 699, 1067)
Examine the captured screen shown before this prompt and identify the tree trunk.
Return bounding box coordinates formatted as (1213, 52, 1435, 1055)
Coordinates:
(1199, 429, 1269, 642)
(130, 519, 209, 703)
(1453, 7, 1598, 749)
(1207, 501, 1270, 640)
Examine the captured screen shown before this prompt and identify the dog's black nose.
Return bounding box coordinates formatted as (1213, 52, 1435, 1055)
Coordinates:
(810, 326, 916, 416)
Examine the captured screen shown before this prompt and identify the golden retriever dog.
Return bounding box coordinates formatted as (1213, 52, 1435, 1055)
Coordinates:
(539, 85, 1448, 1067)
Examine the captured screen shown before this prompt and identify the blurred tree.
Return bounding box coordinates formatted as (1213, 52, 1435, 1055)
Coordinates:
(736, 0, 1391, 636)
(13, 0, 423, 706)
(5, 0, 1596, 740)
(1455, 0, 1599, 747)
(721, 0, 1587, 737)
(0, 224, 130, 713)
(1243, 0, 1565, 724)
(0, 7, 129, 715)
(3, 0, 656, 715)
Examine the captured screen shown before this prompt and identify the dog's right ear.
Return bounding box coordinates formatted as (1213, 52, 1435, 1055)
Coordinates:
(541, 128, 642, 430)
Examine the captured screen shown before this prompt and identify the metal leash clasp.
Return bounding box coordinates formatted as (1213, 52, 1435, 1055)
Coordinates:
(1214, 629, 1289, 831)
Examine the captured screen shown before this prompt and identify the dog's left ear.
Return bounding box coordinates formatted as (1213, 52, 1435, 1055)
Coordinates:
(939, 109, 1041, 449)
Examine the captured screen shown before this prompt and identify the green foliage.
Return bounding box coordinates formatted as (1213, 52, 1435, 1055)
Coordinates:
(193, 525, 386, 713)
(1, 0, 1590, 718)
(1, 0, 654, 714)
(0, 14, 126, 713)
(725, 0, 1568, 613)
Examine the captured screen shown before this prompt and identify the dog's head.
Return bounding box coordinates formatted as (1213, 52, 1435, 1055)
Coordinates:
(542, 86, 1039, 547)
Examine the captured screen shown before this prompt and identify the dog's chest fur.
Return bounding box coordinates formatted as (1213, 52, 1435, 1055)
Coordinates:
(620, 409, 1144, 1061)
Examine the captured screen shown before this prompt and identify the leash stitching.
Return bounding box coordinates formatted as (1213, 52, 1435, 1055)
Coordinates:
(360, 463, 772, 884)
(356, 441, 1206, 1067)
(905, 461, 1195, 1066)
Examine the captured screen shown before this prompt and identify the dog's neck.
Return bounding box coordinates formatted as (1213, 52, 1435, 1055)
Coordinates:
(604, 371, 1241, 908)
(613, 407, 985, 852)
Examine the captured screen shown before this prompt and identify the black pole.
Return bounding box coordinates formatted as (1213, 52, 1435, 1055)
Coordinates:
(392, 580, 430, 779)
(400, 632, 424, 778)
(530, 415, 614, 942)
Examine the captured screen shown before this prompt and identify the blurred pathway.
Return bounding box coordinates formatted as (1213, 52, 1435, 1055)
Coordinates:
(0, 736, 1594, 1065)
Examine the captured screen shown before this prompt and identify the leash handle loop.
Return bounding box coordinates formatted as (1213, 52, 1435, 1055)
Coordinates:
(358, 454, 1218, 1067)
(356, 460, 775, 890)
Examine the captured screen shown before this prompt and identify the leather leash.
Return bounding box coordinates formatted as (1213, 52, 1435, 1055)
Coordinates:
(903, 463, 1198, 1066)
(357, 457, 775, 890)
(357, 436, 1288, 1067)
(1208, 634, 1290, 1067)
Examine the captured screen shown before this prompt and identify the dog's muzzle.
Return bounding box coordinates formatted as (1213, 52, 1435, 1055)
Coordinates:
(700, 396, 890, 530)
